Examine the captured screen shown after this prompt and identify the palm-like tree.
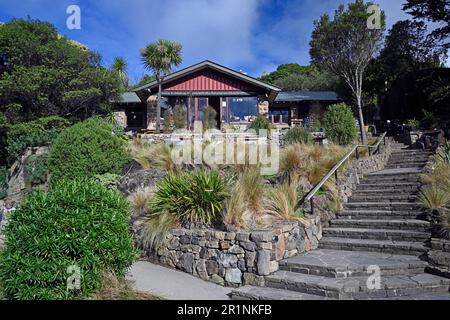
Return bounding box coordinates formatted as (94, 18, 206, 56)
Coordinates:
(112, 57, 128, 88)
(140, 39, 182, 133)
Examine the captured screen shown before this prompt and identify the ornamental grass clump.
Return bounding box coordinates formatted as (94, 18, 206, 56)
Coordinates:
(0, 179, 136, 300)
(149, 169, 230, 226)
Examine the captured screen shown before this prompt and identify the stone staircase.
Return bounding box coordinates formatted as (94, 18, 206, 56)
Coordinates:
(230, 142, 450, 300)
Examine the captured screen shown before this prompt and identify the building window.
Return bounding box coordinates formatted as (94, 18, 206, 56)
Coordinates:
(269, 109, 289, 124)
(197, 97, 208, 121)
(228, 97, 258, 122)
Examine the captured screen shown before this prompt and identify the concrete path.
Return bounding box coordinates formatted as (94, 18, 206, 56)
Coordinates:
(127, 261, 232, 300)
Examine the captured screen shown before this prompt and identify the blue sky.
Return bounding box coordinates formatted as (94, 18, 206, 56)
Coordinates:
(0, 0, 442, 84)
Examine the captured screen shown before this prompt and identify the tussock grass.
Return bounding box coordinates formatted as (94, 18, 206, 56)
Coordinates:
(127, 139, 178, 172)
(91, 270, 161, 300)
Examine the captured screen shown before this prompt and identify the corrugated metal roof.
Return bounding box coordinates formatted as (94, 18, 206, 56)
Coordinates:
(120, 92, 142, 103)
(275, 91, 340, 102)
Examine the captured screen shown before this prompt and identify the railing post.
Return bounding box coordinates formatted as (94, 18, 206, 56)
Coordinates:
(356, 146, 359, 159)
(368, 147, 372, 156)
(334, 170, 338, 185)
(310, 197, 314, 216)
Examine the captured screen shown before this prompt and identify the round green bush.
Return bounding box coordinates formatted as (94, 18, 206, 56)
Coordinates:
(48, 117, 128, 182)
(0, 179, 135, 300)
(283, 127, 313, 145)
(323, 103, 357, 145)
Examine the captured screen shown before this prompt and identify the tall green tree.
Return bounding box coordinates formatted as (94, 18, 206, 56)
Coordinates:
(112, 57, 128, 88)
(310, 0, 385, 144)
(260, 64, 339, 91)
(140, 39, 182, 133)
(0, 19, 121, 122)
(403, 0, 450, 48)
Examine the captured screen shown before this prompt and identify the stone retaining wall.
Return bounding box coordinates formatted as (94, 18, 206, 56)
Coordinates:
(426, 238, 450, 279)
(135, 216, 322, 287)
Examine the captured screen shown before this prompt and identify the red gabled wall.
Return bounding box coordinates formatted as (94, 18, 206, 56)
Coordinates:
(163, 68, 259, 92)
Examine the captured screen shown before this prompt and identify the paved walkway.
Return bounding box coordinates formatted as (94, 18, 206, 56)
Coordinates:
(127, 261, 232, 300)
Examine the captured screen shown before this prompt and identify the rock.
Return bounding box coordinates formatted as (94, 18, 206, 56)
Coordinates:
(256, 250, 271, 276)
(304, 238, 312, 251)
(118, 168, 166, 196)
(210, 274, 225, 286)
(269, 261, 279, 273)
(274, 235, 286, 261)
(205, 260, 219, 275)
(180, 235, 192, 244)
(245, 251, 256, 267)
(224, 232, 236, 240)
(243, 273, 265, 287)
(195, 259, 208, 280)
(256, 242, 272, 250)
(219, 240, 230, 250)
(178, 253, 194, 273)
(206, 241, 219, 249)
(239, 241, 256, 251)
(225, 268, 242, 284)
(228, 245, 245, 254)
(250, 231, 273, 242)
(167, 237, 180, 250)
(236, 232, 250, 242)
(218, 252, 238, 268)
(214, 231, 225, 240)
(237, 259, 246, 271)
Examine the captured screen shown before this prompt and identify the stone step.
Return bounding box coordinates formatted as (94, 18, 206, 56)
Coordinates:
(363, 175, 421, 183)
(279, 249, 427, 278)
(385, 163, 426, 169)
(264, 270, 450, 299)
(337, 210, 425, 220)
(348, 195, 418, 203)
(319, 237, 429, 255)
(357, 183, 420, 192)
(229, 286, 329, 300)
(388, 157, 429, 164)
(391, 150, 432, 156)
(330, 219, 430, 231)
(322, 227, 430, 242)
(344, 202, 425, 211)
(352, 189, 418, 196)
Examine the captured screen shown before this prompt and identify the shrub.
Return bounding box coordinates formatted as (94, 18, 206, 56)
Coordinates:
(406, 119, 420, 131)
(283, 127, 313, 145)
(438, 140, 450, 164)
(249, 115, 272, 135)
(24, 154, 48, 186)
(0, 179, 135, 300)
(48, 117, 128, 182)
(0, 166, 8, 199)
(149, 170, 229, 226)
(6, 116, 70, 165)
(323, 103, 357, 145)
(202, 106, 217, 130)
(94, 173, 120, 190)
(173, 105, 187, 129)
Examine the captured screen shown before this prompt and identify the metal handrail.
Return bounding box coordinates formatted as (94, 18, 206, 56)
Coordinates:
(303, 132, 387, 215)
